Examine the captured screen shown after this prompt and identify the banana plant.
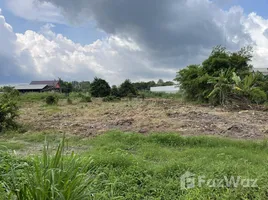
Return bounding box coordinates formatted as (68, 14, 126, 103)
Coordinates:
(207, 68, 234, 105)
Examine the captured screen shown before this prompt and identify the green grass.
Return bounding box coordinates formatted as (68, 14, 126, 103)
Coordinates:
(18, 92, 66, 103)
(1, 131, 268, 199)
(82, 132, 268, 199)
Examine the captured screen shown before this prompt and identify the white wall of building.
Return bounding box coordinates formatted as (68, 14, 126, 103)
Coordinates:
(150, 85, 180, 93)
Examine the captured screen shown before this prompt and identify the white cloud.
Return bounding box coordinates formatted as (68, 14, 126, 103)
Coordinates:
(5, 0, 65, 24)
(1, 1, 268, 84)
(243, 13, 268, 68)
(15, 24, 175, 84)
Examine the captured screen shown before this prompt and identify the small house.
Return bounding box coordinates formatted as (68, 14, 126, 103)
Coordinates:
(30, 80, 60, 91)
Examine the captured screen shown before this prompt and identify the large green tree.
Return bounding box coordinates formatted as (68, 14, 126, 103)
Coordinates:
(119, 79, 137, 97)
(90, 77, 111, 97)
(111, 85, 120, 97)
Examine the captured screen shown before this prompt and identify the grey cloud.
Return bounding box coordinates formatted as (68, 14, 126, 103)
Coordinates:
(39, 0, 252, 70)
(0, 54, 34, 84)
(263, 29, 268, 39)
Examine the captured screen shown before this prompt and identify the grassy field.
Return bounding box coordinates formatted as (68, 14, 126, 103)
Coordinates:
(1, 131, 268, 199)
(1, 93, 268, 199)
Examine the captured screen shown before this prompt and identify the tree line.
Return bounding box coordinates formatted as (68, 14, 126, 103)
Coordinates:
(59, 78, 175, 98)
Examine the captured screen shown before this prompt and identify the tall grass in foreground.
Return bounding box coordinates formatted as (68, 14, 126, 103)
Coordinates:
(0, 138, 99, 200)
(1, 131, 268, 199)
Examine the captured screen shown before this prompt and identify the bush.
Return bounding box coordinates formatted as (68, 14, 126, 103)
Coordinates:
(249, 88, 267, 104)
(175, 46, 253, 104)
(0, 101, 18, 132)
(80, 95, 92, 103)
(102, 95, 121, 102)
(1, 138, 97, 199)
(0, 89, 19, 132)
(175, 65, 212, 102)
(45, 95, 59, 105)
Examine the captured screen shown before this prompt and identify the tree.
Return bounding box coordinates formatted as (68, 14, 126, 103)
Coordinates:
(119, 79, 137, 97)
(207, 69, 234, 105)
(175, 65, 212, 101)
(175, 46, 254, 104)
(162, 81, 175, 86)
(133, 81, 156, 91)
(59, 79, 73, 93)
(202, 45, 252, 77)
(157, 79, 164, 86)
(111, 85, 120, 97)
(90, 77, 111, 97)
(71, 81, 91, 92)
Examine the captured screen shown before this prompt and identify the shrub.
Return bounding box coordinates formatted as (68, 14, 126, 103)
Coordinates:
(45, 95, 59, 105)
(2, 138, 97, 200)
(102, 95, 121, 102)
(80, 95, 92, 103)
(0, 100, 18, 132)
(175, 65, 212, 102)
(249, 88, 267, 104)
(175, 46, 253, 104)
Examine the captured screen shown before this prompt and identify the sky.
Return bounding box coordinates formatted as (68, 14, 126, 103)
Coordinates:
(0, 0, 268, 85)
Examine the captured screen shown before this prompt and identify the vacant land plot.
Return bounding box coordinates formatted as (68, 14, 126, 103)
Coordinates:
(18, 98, 268, 139)
(1, 98, 268, 199)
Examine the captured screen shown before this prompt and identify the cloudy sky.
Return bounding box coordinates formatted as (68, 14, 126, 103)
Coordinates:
(0, 0, 268, 84)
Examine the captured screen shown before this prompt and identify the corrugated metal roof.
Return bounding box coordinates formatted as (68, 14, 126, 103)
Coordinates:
(14, 84, 48, 90)
(30, 80, 59, 86)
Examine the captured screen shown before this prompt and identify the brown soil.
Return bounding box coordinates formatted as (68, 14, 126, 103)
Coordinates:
(18, 99, 268, 139)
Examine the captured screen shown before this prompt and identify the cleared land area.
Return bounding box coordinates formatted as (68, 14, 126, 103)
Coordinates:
(1, 97, 268, 199)
(18, 98, 268, 139)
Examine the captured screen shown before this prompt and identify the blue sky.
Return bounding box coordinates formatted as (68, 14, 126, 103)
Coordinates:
(236, 0, 268, 18)
(0, 0, 106, 45)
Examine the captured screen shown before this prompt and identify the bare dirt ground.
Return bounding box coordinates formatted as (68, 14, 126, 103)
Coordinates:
(18, 99, 268, 139)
